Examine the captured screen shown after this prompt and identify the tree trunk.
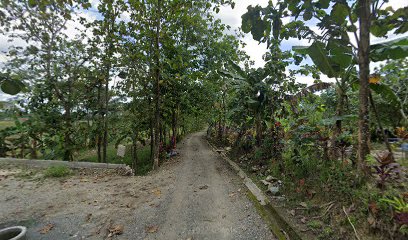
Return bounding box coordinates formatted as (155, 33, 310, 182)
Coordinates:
(63, 104, 73, 161)
(149, 98, 154, 162)
(255, 112, 262, 147)
(102, 74, 109, 163)
(172, 108, 177, 149)
(153, 0, 161, 170)
(357, 0, 371, 173)
(97, 81, 102, 163)
(132, 131, 138, 172)
(30, 139, 37, 159)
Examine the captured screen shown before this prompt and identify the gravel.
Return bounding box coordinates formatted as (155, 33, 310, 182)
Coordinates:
(0, 132, 274, 240)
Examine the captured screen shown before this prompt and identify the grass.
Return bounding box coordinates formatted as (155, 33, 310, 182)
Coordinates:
(0, 120, 15, 130)
(76, 144, 153, 175)
(44, 165, 72, 178)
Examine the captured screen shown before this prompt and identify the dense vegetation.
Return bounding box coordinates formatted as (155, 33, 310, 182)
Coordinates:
(0, 0, 407, 239)
(208, 1, 407, 239)
(0, 0, 243, 173)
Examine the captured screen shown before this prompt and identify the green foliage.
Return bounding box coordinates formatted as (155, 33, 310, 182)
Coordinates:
(44, 165, 72, 178)
(370, 37, 408, 62)
(380, 196, 408, 213)
(307, 220, 323, 229)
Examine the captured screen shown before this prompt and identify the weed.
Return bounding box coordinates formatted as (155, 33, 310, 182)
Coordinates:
(307, 220, 323, 229)
(44, 165, 71, 178)
(318, 227, 334, 239)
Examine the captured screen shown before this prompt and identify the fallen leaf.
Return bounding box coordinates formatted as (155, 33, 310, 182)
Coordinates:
(39, 223, 54, 234)
(108, 225, 124, 237)
(146, 225, 158, 233)
(300, 217, 307, 224)
(152, 189, 161, 197)
(228, 192, 236, 197)
(199, 185, 208, 190)
(85, 213, 92, 222)
(289, 210, 295, 216)
(368, 202, 378, 215)
(367, 215, 376, 226)
(299, 202, 307, 208)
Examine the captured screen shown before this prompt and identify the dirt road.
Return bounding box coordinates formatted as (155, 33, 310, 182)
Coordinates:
(0, 132, 274, 239)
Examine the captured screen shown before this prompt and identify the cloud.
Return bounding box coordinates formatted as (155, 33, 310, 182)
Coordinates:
(216, 0, 408, 86)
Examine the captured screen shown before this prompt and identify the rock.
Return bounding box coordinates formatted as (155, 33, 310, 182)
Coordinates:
(239, 155, 248, 161)
(260, 180, 270, 186)
(268, 185, 280, 195)
(271, 196, 286, 201)
(265, 175, 278, 182)
(117, 166, 134, 176)
(251, 166, 260, 172)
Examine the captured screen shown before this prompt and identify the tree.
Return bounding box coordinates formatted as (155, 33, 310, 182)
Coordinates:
(0, 0, 92, 161)
(242, 0, 408, 173)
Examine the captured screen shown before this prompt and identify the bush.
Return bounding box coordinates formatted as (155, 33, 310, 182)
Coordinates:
(44, 165, 72, 177)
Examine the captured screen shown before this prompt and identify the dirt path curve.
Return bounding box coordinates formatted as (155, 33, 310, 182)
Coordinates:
(147, 131, 274, 240)
(0, 132, 274, 240)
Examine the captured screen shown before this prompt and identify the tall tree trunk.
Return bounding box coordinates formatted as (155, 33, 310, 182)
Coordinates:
(153, 0, 161, 170)
(172, 108, 177, 149)
(102, 73, 109, 163)
(63, 105, 73, 161)
(132, 131, 138, 172)
(357, 0, 371, 173)
(102, 10, 116, 163)
(63, 76, 73, 162)
(97, 81, 102, 163)
(149, 98, 154, 162)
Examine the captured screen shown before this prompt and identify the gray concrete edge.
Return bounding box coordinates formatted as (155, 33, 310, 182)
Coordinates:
(0, 158, 128, 169)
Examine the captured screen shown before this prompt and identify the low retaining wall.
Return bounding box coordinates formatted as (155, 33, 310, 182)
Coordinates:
(0, 158, 127, 170)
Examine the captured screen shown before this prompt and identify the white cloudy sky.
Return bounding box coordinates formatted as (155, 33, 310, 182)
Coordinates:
(1, 0, 407, 100)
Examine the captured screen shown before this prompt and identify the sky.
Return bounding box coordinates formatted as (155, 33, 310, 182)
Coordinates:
(0, 0, 407, 100)
(215, 0, 408, 84)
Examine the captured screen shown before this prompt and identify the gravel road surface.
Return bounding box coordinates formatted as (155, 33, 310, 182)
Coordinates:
(0, 132, 274, 240)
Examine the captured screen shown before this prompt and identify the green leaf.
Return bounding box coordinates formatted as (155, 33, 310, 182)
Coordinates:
(317, 0, 330, 9)
(330, 3, 348, 24)
(371, 22, 389, 37)
(306, 41, 336, 78)
(228, 60, 247, 79)
(292, 46, 309, 55)
(327, 38, 352, 68)
(1, 80, 22, 95)
(370, 83, 401, 108)
(370, 37, 408, 62)
(28, 0, 37, 7)
(241, 5, 266, 41)
(303, 10, 312, 21)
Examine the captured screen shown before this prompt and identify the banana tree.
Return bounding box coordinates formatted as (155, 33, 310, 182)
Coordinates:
(293, 36, 408, 159)
(242, 0, 408, 172)
(220, 61, 269, 146)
